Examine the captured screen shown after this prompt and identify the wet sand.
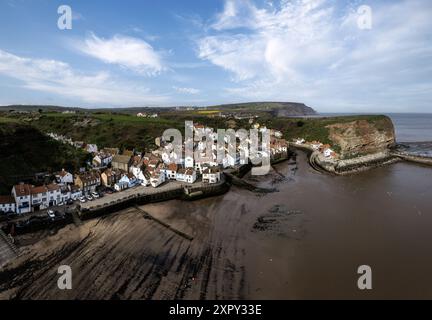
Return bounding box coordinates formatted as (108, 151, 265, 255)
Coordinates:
(1, 151, 432, 299)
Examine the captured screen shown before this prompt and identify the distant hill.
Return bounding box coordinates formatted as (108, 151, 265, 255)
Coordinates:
(207, 102, 317, 116)
(0, 101, 317, 117)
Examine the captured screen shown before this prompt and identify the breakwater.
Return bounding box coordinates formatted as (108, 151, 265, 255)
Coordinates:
(291, 144, 400, 175)
(391, 151, 432, 166)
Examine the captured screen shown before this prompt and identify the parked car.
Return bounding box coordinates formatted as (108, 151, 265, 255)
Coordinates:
(79, 196, 86, 203)
(91, 192, 99, 199)
(66, 199, 74, 205)
(47, 210, 55, 219)
(57, 202, 64, 207)
(86, 195, 93, 201)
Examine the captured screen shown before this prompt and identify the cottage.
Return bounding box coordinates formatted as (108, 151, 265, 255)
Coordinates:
(148, 159, 160, 169)
(101, 168, 122, 187)
(202, 167, 221, 184)
(56, 169, 74, 185)
(85, 144, 98, 154)
(164, 163, 178, 180)
(12, 183, 32, 214)
(30, 185, 49, 211)
(70, 185, 83, 200)
(310, 141, 322, 150)
(184, 168, 197, 184)
(92, 153, 113, 168)
(0, 196, 15, 214)
(74, 171, 101, 195)
(150, 170, 166, 188)
(323, 148, 336, 158)
(111, 155, 131, 172)
(46, 184, 62, 206)
(176, 168, 197, 184)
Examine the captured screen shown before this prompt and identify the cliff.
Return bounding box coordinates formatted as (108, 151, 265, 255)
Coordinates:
(326, 116, 396, 159)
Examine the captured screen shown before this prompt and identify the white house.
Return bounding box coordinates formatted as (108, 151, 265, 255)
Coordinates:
(294, 138, 305, 144)
(12, 183, 32, 214)
(30, 185, 50, 211)
(150, 170, 166, 188)
(114, 173, 137, 191)
(56, 169, 74, 185)
(130, 165, 147, 184)
(161, 163, 178, 180)
(176, 168, 197, 184)
(92, 153, 113, 168)
(185, 155, 194, 169)
(70, 185, 82, 200)
(46, 184, 61, 207)
(202, 167, 221, 184)
(86, 144, 98, 154)
(310, 142, 322, 150)
(0, 196, 15, 214)
(323, 148, 336, 158)
(185, 169, 197, 184)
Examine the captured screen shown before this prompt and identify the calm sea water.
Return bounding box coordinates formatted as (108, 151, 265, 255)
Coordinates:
(387, 113, 432, 143)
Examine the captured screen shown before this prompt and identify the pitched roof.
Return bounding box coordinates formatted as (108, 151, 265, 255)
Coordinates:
(13, 184, 32, 196)
(0, 195, 15, 204)
(112, 155, 131, 164)
(168, 163, 178, 171)
(46, 184, 60, 191)
(31, 186, 48, 195)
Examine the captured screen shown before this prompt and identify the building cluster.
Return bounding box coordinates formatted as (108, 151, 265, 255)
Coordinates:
(1, 123, 289, 215)
(293, 138, 337, 159)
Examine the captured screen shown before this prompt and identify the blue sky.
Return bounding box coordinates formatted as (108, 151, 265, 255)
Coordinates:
(0, 0, 431, 112)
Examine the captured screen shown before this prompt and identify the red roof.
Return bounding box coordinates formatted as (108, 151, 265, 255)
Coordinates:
(0, 195, 14, 204)
(13, 184, 32, 197)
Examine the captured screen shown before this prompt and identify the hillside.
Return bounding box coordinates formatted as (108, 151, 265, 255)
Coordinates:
(207, 102, 317, 116)
(0, 122, 91, 194)
(0, 101, 317, 117)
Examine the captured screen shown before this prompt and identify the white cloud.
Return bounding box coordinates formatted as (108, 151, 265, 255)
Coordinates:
(173, 86, 200, 94)
(198, 0, 432, 112)
(0, 49, 168, 106)
(77, 33, 165, 76)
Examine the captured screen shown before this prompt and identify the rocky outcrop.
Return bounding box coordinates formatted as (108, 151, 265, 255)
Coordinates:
(326, 117, 395, 159)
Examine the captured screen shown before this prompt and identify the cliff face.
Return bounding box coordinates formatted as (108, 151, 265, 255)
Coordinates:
(326, 116, 396, 158)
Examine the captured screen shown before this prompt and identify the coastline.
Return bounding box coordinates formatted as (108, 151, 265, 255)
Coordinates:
(291, 143, 431, 175)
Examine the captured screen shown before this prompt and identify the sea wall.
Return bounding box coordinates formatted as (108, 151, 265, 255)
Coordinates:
(315, 151, 400, 175)
(391, 152, 432, 166)
(79, 178, 230, 220)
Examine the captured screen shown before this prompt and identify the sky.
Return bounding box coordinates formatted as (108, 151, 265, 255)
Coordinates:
(0, 0, 431, 113)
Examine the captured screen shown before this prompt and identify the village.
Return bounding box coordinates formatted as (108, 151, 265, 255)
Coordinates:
(0, 121, 300, 217)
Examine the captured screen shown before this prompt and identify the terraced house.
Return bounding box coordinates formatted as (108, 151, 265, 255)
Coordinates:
(12, 183, 32, 214)
(74, 171, 101, 195)
(0, 195, 15, 214)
